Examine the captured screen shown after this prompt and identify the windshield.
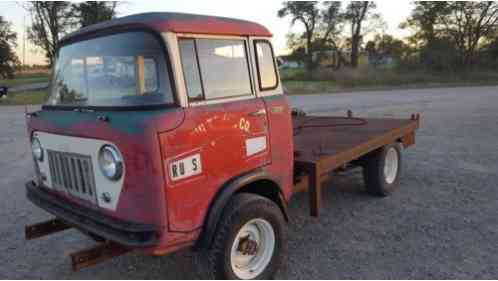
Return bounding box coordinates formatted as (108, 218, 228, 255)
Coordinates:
(47, 31, 174, 108)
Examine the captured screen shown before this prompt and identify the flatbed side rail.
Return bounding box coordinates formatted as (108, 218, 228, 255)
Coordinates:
(294, 114, 420, 217)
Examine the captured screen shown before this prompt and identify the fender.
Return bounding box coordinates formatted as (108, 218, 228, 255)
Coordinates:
(195, 168, 288, 250)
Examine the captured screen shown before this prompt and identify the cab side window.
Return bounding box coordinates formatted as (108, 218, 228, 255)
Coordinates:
(179, 39, 204, 100)
(179, 38, 252, 101)
(144, 58, 159, 93)
(254, 41, 278, 90)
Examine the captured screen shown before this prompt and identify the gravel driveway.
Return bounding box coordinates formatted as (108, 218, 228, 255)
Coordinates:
(1, 86, 497, 279)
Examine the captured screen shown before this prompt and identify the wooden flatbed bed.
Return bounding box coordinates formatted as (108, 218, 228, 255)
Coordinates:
(292, 113, 420, 217)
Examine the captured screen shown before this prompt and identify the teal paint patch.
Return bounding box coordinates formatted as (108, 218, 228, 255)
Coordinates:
(36, 108, 178, 135)
(262, 95, 285, 102)
(37, 110, 94, 128)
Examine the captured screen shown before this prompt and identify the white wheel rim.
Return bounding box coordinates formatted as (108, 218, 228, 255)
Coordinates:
(230, 218, 275, 279)
(384, 147, 399, 184)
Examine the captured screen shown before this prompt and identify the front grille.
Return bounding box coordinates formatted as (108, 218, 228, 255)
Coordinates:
(47, 150, 97, 204)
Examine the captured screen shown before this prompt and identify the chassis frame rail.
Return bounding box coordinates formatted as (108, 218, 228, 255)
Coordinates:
(25, 218, 131, 272)
(70, 241, 130, 271)
(25, 218, 72, 240)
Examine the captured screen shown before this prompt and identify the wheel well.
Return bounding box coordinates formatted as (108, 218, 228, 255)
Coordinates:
(195, 171, 289, 250)
(236, 179, 289, 222)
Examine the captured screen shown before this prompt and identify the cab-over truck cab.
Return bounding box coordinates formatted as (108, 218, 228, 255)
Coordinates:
(26, 12, 292, 279)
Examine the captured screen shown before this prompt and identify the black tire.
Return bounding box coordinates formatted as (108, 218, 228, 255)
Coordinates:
(362, 143, 402, 196)
(196, 193, 287, 280)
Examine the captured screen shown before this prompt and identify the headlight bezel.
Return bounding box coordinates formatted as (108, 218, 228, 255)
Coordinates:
(31, 137, 44, 162)
(98, 145, 124, 181)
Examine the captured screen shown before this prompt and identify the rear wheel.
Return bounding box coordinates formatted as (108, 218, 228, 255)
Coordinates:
(362, 143, 402, 196)
(196, 193, 286, 280)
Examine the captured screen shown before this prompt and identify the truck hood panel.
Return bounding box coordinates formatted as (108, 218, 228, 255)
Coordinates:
(27, 107, 185, 229)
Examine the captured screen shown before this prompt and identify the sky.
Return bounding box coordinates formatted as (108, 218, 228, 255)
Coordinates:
(0, 1, 414, 66)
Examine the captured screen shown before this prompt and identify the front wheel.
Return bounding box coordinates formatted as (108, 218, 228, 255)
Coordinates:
(197, 193, 287, 280)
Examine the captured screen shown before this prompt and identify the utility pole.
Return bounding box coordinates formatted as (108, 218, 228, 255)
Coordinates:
(23, 14, 26, 71)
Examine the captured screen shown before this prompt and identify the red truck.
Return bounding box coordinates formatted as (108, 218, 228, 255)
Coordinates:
(25, 12, 420, 279)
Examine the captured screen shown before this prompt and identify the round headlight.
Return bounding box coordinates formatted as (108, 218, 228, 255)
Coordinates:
(98, 145, 123, 181)
(31, 137, 43, 161)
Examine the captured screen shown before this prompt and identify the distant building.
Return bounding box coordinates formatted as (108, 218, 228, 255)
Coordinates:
(312, 50, 369, 68)
(368, 54, 398, 68)
(277, 56, 304, 69)
(312, 50, 343, 67)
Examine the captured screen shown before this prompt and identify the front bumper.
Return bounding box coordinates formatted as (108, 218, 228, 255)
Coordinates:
(26, 181, 159, 247)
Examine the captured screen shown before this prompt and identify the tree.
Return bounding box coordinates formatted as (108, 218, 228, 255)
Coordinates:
(27, 2, 74, 66)
(319, 2, 349, 69)
(0, 16, 19, 78)
(401, 2, 450, 47)
(420, 37, 460, 71)
(278, 1, 344, 72)
(72, 1, 117, 28)
(278, 2, 319, 72)
(26, 1, 118, 66)
(319, 2, 344, 46)
(482, 37, 498, 68)
(366, 34, 407, 60)
(404, 1, 498, 67)
(343, 1, 378, 68)
(442, 2, 498, 66)
(402, 2, 457, 70)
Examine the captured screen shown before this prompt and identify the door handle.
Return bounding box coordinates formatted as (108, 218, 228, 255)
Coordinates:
(248, 109, 267, 117)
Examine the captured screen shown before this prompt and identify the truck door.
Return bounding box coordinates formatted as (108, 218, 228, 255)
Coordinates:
(159, 37, 270, 232)
(251, 38, 294, 202)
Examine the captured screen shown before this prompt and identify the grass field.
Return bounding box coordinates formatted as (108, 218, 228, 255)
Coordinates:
(0, 90, 49, 106)
(0, 72, 50, 105)
(0, 72, 50, 88)
(2, 68, 498, 105)
(281, 67, 498, 95)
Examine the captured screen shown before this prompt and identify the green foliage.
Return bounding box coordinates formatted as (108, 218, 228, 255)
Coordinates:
(278, 1, 320, 71)
(27, 1, 117, 65)
(318, 2, 344, 44)
(278, 2, 344, 71)
(418, 37, 460, 71)
(281, 1, 498, 75)
(365, 35, 409, 61)
(278, 2, 319, 29)
(27, 2, 74, 66)
(72, 2, 117, 28)
(280, 1, 381, 70)
(343, 1, 379, 68)
(0, 16, 19, 79)
(401, 2, 450, 45)
(403, 1, 498, 68)
(481, 38, 498, 68)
